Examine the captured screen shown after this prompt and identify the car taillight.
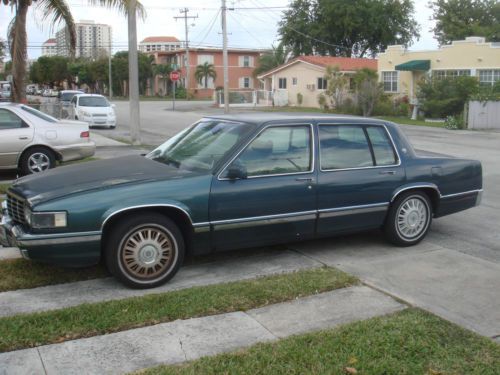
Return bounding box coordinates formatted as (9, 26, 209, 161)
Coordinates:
(80, 131, 90, 138)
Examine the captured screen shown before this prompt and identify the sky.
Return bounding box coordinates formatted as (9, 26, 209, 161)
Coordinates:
(0, 0, 438, 60)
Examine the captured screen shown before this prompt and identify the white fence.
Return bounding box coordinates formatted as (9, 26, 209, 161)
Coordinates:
(217, 90, 274, 108)
(468, 101, 500, 129)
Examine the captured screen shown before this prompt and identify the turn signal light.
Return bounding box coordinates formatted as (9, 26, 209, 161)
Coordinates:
(80, 131, 90, 138)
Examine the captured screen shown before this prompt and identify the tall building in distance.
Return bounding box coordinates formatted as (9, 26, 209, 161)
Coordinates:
(139, 36, 182, 54)
(56, 20, 112, 59)
(41, 38, 57, 56)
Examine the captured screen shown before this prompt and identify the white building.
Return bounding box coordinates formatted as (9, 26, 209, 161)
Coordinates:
(41, 38, 57, 56)
(56, 20, 112, 59)
(139, 36, 182, 53)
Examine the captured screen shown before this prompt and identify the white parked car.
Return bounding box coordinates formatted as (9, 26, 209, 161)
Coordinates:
(71, 94, 116, 128)
(0, 103, 96, 175)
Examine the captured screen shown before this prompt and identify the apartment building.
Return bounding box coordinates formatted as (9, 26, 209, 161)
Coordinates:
(41, 38, 57, 56)
(56, 20, 112, 59)
(139, 36, 182, 53)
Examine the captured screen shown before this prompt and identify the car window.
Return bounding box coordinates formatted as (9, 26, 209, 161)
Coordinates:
(79, 96, 109, 107)
(60, 92, 78, 102)
(231, 125, 312, 177)
(0, 109, 24, 129)
(21, 105, 57, 123)
(319, 125, 373, 170)
(366, 126, 398, 166)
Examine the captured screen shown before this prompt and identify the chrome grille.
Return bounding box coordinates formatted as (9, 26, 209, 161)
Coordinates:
(7, 193, 27, 225)
(92, 114, 107, 117)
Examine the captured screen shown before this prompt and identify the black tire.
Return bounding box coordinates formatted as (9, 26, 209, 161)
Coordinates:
(384, 191, 432, 247)
(19, 146, 56, 175)
(105, 213, 185, 288)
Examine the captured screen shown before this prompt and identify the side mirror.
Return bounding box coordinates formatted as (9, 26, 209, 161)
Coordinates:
(225, 161, 247, 180)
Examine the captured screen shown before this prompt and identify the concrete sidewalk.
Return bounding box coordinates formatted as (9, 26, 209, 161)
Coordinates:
(0, 247, 20, 261)
(0, 286, 405, 375)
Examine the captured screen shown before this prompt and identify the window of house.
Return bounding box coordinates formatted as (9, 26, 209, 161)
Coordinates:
(432, 69, 471, 79)
(197, 54, 214, 65)
(231, 125, 312, 177)
(382, 71, 398, 93)
(243, 77, 250, 88)
(478, 69, 500, 86)
(292, 77, 298, 85)
(240, 55, 253, 67)
(278, 78, 287, 89)
(317, 77, 327, 90)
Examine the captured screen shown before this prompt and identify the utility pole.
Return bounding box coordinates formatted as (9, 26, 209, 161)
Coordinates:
(174, 8, 198, 98)
(108, 51, 113, 99)
(128, 0, 141, 145)
(221, 0, 229, 113)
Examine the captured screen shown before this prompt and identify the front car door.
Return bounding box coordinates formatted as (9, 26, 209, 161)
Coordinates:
(210, 123, 317, 250)
(316, 123, 405, 235)
(0, 108, 34, 169)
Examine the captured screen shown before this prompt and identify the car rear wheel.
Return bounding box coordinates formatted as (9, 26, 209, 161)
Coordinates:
(384, 191, 432, 246)
(105, 213, 185, 288)
(19, 147, 56, 175)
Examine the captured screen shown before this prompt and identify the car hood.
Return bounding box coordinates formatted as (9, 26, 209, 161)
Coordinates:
(11, 155, 202, 206)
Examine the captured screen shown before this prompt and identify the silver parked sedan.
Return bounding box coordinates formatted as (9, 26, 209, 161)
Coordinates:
(0, 103, 96, 175)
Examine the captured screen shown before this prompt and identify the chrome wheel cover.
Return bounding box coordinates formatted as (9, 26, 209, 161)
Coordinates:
(119, 224, 176, 281)
(28, 152, 50, 173)
(396, 197, 429, 240)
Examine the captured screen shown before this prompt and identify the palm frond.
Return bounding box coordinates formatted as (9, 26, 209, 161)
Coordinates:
(86, 0, 146, 20)
(36, 0, 76, 54)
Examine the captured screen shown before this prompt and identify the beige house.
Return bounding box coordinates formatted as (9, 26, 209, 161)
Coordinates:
(378, 37, 500, 105)
(258, 56, 378, 108)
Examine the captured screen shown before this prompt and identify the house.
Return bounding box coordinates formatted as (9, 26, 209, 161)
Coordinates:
(258, 56, 378, 108)
(139, 36, 182, 53)
(41, 38, 57, 57)
(150, 48, 265, 99)
(378, 37, 500, 105)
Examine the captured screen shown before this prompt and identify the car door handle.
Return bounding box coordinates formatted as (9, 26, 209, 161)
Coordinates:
(379, 170, 396, 175)
(18, 136, 29, 140)
(296, 177, 313, 182)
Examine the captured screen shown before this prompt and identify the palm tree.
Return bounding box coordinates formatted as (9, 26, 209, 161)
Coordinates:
(2, 0, 144, 103)
(253, 42, 292, 77)
(195, 62, 217, 89)
(152, 63, 172, 96)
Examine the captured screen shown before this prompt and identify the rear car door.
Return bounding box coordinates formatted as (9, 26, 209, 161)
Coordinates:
(0, 108, 34, 169)
(316, 123, 405, 235)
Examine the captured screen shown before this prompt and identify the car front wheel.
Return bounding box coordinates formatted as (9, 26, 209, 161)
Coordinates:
(19, 147, 55, 175)
(384, 191, 432, 246)
(105, 213, 185, 288)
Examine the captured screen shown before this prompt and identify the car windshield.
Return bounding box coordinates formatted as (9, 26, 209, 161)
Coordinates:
(21, 105, 57, 123)
(60, 92, 79, 102)
(147, 120, 254, 172)
(79, 96, 109, 107)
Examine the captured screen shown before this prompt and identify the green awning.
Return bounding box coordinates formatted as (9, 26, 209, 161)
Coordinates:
(395, 60, 430, 71)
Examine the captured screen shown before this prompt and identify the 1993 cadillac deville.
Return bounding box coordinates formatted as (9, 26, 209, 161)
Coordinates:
(0, 114, 483, 288)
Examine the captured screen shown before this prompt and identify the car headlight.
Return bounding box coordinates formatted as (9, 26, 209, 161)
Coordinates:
(79, 110, 91, 117)
(24, 205, 32, 225)
(30, 212, 67, 229)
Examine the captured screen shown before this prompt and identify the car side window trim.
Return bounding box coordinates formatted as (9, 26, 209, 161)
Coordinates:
(318, 123, 401, 172)
(218, 123, 315, 180)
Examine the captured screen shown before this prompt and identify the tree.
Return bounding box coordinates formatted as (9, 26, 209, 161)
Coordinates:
(29, 56, 71, 87)
(353, 68, 383, 117)
(278, 0, 420, 57)
(0, 38, 6, 63)
(323, 65, 348, 108)
(1, 0, 145, 103)
(110, 51, 152, 96)
(195, 62, 217, 89)
(430, 0, 500, 45)
(253, 43, 291, 77)
(152, 64, 172, 96)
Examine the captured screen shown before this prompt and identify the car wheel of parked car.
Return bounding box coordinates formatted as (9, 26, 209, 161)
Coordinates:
(105, 213, 185, 288)
(20, 147, 55, 175)
(384, 191, 432, 246)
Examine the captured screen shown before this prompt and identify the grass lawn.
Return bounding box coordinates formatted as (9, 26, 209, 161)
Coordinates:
(0, 183, 10, 195)
(0, 267, 356, 352)
(376, 116, 445, 128)
(0, 259, 108, 292)
(141, 308, 500, 375)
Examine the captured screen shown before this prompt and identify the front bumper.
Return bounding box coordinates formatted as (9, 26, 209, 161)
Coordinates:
(81, 115, 116, 127)
(1, 201, 102, 266)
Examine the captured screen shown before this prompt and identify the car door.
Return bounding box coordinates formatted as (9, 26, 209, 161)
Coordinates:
(316, 123, 405, 235)
(0, 108, 34, 169)
(209, 123, 317, 250)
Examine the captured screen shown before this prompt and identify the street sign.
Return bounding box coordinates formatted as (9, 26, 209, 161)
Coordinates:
(170, 71, 180, 81)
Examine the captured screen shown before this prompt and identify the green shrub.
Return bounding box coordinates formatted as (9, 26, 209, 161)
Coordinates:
(297, 92, 303, 106)
(417, 76, 479, 118)
(445, 115, 465, 130)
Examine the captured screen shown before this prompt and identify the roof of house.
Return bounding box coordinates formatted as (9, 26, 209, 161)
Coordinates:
(140, 36, 180, 43)
(258, 55, 378, 78)
(44, 38, 56, 44)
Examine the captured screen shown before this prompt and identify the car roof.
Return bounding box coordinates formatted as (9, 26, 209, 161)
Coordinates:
(77, 94, 106, 98)
(61, 90, 82, 94)
(204, 112, 393, 127)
